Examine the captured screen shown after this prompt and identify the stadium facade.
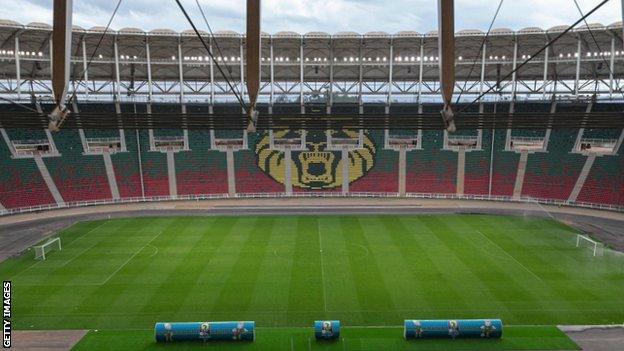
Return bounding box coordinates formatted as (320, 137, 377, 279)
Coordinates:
(0, 20, 622, 215)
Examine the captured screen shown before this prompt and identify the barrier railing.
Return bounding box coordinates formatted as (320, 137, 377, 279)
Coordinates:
(0, 191, 621, 217)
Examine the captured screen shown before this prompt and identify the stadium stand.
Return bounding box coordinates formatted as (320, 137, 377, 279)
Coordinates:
(235, 134, 284, 194)
(350, 131, 399, 193)
(43, 130, 112, 202)
(176, 130, 229, 195)
(138, 130, 170, 197)
(1, 102, 622, 213)
(0, 136, 56, 208)
(406, 130, 457, 194)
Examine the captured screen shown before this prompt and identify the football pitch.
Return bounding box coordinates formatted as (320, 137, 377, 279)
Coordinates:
(2, 214, 623, 350)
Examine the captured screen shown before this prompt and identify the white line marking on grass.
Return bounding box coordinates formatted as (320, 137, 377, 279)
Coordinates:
(59, 221, 112, 268)
(99, 229, 165, 285)
(290, 336, 295, 351)
(476, 230, 543, 282)
(11, 221, 110, 279)
(318, 220, 327, 313)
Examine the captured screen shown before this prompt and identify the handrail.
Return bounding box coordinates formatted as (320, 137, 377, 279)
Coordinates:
(0, 192, 621, 217)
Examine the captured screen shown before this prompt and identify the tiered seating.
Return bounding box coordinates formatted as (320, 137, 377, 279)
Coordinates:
(235, 133, 283, 194)
(406, 130, 457, 194)
(0, 101, 622, 210)
(464, 130, 492, 195)
(490, 130, 519, 197)
(44, 130, 112, 202)
(350, 131, 398, 193)
(521, 128, 586, 200)
(111, 130, 142, 198)
(176, 130, 228, 195)
(139, 130, 170, 197)
(0, 134, 55, 208)
(576, 152, 623, 206)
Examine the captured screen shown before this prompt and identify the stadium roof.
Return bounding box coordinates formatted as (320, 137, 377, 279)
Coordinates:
(0, 19, 622, 83)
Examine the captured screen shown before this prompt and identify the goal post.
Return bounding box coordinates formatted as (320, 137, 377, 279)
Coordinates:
(33, 237, 61, 260)
(576, 234, 601, 257)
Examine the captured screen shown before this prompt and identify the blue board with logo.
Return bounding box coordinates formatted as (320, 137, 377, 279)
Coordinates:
(314, 320, 340, 340)
(154, 321, 255, 342)
(404, 319, 502, 339)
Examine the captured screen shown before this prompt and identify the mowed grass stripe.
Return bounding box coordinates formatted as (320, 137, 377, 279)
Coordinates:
(319, 216, 362, 318)
(430, 215, 549, 322)
(340, 216, 397, 324)
(212, 217, 275, 315)
(248, 216, 299, 320)
(4, 214, 624, 331)
(286, 216, 323, 325)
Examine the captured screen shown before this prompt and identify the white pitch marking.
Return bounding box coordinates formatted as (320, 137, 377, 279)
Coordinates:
(11, 221, 109, 278)
(318, 220, 328, 313)
(59, 221, 112, 268)
(476, 230, 543, 282)
(99, 229, 164, 285)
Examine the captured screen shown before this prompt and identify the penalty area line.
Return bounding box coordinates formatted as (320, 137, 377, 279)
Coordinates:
(98, 229, 165, 285)
(476, 230, 543, 282)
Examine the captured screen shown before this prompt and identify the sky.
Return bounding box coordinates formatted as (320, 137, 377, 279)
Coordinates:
(0, 0, 621, 34)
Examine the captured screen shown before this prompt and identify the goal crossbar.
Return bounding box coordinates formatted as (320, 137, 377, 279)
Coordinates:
(33, 237, 61, 260)
(576, 234, 599, 257)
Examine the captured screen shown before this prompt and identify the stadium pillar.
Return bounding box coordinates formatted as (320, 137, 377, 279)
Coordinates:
(358, 39, 363, 114)
(146, 38, 153, 103)
(226, 148, 236, 196)
(574, 35, 582, 95)
(52, 0, 72, 106)
(327, 42, 334, 114)
(417, 38, 424, 105)
(300, 39, 305, 114)
(178, 40, 186, 112)
(386, 41, 393, 114)
(246, 0, 261, 118)
(240, 39, 245, 114)
(341, 149, 349, 195)
(209, 43, 214, 114)
(284, 149, 293, 195)
(438, 0, 455, 132)
(510, 36, 518, 101)
(609, 37, 615, 97)
(542, 44, 549, 100)
(269, 38, 274, 114)
(14, 34, 21, 101)
(81, 37, 89, 100)
(113, 38, 121, 102)
(398, 147, 406, 196)
(479, 42, 487, 99)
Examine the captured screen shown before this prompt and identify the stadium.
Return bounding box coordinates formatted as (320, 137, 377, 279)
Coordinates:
(0, 0, 623, 350)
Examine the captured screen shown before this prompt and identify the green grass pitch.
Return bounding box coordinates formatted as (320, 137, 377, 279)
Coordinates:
(2, 214, 623, 350)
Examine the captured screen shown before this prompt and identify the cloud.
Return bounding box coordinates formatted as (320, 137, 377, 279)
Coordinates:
(0, 0, 620, 33)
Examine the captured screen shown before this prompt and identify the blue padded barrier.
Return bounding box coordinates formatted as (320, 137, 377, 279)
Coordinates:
(404, 319, 502, 339)
(314, 320, 340, 340)
(155, 321, 255, 342)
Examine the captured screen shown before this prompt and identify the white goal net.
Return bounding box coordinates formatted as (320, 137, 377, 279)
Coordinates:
(576, 234, 603, 257)
(33, 237, 61, 260)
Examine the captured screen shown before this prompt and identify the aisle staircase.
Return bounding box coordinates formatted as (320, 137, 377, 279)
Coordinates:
(34, 155, 65, 206)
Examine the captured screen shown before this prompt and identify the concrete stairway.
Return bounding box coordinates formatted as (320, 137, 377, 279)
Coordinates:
(568, 154, 597, 203)
(34, 155, 65, 206)
(102, 152, 120, 200)
(456, 149, 466, 196)
(398, 148, 406, 196)
(226, 148, 236, 196)
(284, 149, 293, 195)
(512, 151, 529, 200)
(166, 150, 177, 198)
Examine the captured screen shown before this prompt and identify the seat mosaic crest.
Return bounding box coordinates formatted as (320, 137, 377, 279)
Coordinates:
(255, 130, 376, 190)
